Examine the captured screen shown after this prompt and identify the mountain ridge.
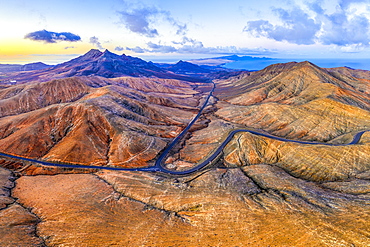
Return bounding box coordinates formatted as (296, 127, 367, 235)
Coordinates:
(1, 49, 214, 83)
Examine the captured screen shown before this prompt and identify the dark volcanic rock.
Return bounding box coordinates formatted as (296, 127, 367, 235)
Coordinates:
(56, 49, 165, 78)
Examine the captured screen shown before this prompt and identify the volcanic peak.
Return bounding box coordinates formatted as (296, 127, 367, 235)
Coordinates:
(84, 49, 104, 59)
(27, 49, 170, 80)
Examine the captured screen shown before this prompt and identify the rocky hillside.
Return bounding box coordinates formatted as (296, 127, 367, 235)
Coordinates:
(0, 76, 204, 167)
(214, 61, 370, 141)
(177, 61, 370, 181)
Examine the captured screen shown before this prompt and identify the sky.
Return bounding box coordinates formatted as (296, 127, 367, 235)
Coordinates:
(1, 0, 370, 64)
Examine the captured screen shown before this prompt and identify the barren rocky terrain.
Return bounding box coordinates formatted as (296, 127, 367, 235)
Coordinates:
(0, 52, 369, 246)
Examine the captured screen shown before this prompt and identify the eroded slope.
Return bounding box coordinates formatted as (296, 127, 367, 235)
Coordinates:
(0, 76, 204, 168)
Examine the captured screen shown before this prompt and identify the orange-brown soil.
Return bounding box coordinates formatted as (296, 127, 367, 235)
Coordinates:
(7, 169, 370, 246)
(1, 61, 370, 246)
(0, 76, 202, 167)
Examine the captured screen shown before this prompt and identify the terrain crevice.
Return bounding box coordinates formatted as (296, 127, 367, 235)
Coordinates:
(12, 200, 48, 247)
(93, 174, 190, 223)
(0, 167, 46, 246)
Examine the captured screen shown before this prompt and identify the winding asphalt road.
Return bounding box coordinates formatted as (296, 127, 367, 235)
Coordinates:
(0, 81, 368, 175)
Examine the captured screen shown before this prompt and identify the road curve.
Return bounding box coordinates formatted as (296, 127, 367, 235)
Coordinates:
(152, 129, 369, 175)
(0, 81, 368, 175)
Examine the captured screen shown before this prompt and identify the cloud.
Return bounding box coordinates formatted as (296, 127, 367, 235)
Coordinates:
(153, 37, 205, 53)
(339, 44, 365, 53)
(166, 15, 187, 35)
(243, 0, 370, 47)
(317, 3, 370, 46)
(147, 42, 177, 53)
(126, 38, 274, 56)
(337, 0, 367, 8)
(119, 7, 159, 37)
(64, 46, 75, 50)
(172, 37, 199, 45)
(115, 46, 124, 51)
(125, 46, 147, 53)
(25, 30, 81, 43)
(118, 5, 187, 37)
(244, 7, 320, 45)
(89, 36, 103, 50)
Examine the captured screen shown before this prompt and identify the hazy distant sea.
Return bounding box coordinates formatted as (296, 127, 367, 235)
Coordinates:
(223, 58, 370, 71)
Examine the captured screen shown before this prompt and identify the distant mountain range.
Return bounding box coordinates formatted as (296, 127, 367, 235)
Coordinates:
(157, 60, 211, 74)
(156, 60, 245, 79)
(0, 62, 51, 73)
(188, 55, 272, 67)
(0, 49, 244, 84)
(189, 54, 370, 71)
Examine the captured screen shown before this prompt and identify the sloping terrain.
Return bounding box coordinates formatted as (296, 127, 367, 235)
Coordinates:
(0, 76, 204, 168)
(1, 58, 370, 246)
(214, 61, 370, 141)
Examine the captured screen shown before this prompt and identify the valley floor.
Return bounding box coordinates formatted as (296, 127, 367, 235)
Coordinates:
(1, 165, 370, 246)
